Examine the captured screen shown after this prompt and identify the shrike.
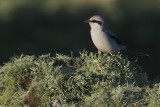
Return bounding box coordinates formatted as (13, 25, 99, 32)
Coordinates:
(85, 15, 148, 56)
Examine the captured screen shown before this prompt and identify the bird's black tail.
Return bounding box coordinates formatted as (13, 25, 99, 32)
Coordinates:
(127, 49, 149, 57)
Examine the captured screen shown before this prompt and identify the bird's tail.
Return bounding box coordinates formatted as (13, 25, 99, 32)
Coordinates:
(127, 49, 149, 57)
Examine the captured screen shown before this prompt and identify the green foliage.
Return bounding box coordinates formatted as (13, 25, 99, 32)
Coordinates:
(0, 51, 159, 107)
(146, 83, 160, 107)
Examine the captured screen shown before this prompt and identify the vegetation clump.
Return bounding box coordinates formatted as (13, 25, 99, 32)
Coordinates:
(0, 51, 159, 107)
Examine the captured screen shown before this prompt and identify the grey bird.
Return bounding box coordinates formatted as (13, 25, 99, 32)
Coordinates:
(85, 15, 126, 53)
(85, 15, 149, 56)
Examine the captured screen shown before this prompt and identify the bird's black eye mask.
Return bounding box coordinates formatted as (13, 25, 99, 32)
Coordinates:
(91, 20, 102, 25)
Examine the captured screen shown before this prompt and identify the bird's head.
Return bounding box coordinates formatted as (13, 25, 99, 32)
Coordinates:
(85, 15, 104, 29)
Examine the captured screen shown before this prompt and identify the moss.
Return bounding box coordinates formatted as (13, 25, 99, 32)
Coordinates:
(0, 51, 159, 107)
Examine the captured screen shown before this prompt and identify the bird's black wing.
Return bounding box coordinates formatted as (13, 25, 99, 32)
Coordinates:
(102, 28, 123, 45)
(109, 33, 123, 45)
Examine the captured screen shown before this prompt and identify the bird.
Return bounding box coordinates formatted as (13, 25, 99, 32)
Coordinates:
(85, 15, 126, 53)
(85, 15, 149, 56)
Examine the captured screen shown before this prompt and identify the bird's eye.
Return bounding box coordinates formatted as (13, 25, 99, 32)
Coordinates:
(92, 20, 102, 25)
(92, 20, 97, 22)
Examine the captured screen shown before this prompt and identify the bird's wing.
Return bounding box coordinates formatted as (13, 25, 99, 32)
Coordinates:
(109, 33, 123, 45)
(103, 28, 123, 45)
(106, 29, 117, 37)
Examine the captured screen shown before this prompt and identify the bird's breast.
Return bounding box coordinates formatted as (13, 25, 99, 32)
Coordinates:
(90, 29, 113, 53)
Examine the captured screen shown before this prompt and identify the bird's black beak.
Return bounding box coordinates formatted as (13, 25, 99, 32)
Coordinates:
(84, 20, 90, 23)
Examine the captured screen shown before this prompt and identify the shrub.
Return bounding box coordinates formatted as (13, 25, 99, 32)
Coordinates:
(0, 51, 159, 107)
